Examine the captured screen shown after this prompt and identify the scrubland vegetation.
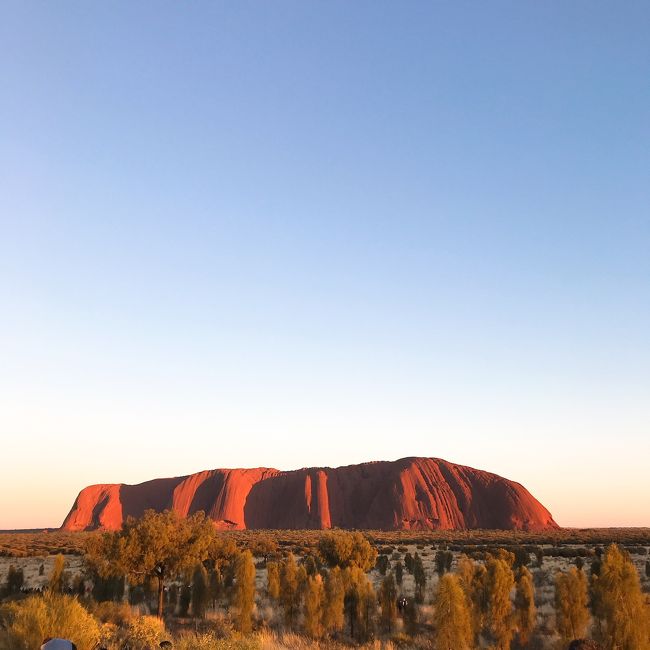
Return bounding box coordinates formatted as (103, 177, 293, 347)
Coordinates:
(1, 516, 649, 649)
(0, 531, 90, 557)
(2, 527, 649, 559)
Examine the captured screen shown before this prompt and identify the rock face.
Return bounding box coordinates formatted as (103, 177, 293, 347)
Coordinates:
(61, 457, 558, 531)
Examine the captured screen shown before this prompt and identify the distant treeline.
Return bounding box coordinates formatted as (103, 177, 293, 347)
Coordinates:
(1, 526, 649, 558)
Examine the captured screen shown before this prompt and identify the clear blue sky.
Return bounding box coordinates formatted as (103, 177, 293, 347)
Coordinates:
(1, 2, 649, 528)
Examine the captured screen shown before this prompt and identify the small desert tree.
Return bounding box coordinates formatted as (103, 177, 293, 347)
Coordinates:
(413, 552, 427, 603)
(191, 564, 209, 619)
(435, 550, 453, 577)
(433, 572, 472, 650)
(178, 583, 191, 617)
(85, 509, 216, 618)
(357, 570, 377, 642)
(205, 537, 238, 609)
(280, 553, 301, 630)
(485, 554, 515, 650)
(457, 555, 489, 643)
(266, 561, 280, 600)
(555, 566, 590, 643)
(6, 565, 24, 594)
(591, 544, 649, 650)
(232, 550, 256, 634)
(379, 572, 397, 633)
(343, 565, 375, 641)
(514, 566, 536, 647)
(395, 560, 404, 586)
(91, 572, 125, 603)
(403, 597, 419, 637)
(375, 554, 389, 575)
(323, 566, 345, 635)
(303, 574, 325, 638)
(48, 554, 67, 593)
(512, 546, 530, 569)
(208, 568, 222, 609)
(207, 534, 239, 592)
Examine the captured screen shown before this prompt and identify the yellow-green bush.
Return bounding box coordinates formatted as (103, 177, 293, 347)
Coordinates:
(174, 632, 263, 650)
(0, 592, 100, 650)
(97, 622, 119, 649)
(122, 615, 167, 650)
(88, 599, 134, 626)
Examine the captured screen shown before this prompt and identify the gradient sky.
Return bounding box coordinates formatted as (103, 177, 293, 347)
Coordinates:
(1, 2, 649, 529)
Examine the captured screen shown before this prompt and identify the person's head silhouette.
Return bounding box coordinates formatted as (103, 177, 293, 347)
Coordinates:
(41, 639, 77, 650)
